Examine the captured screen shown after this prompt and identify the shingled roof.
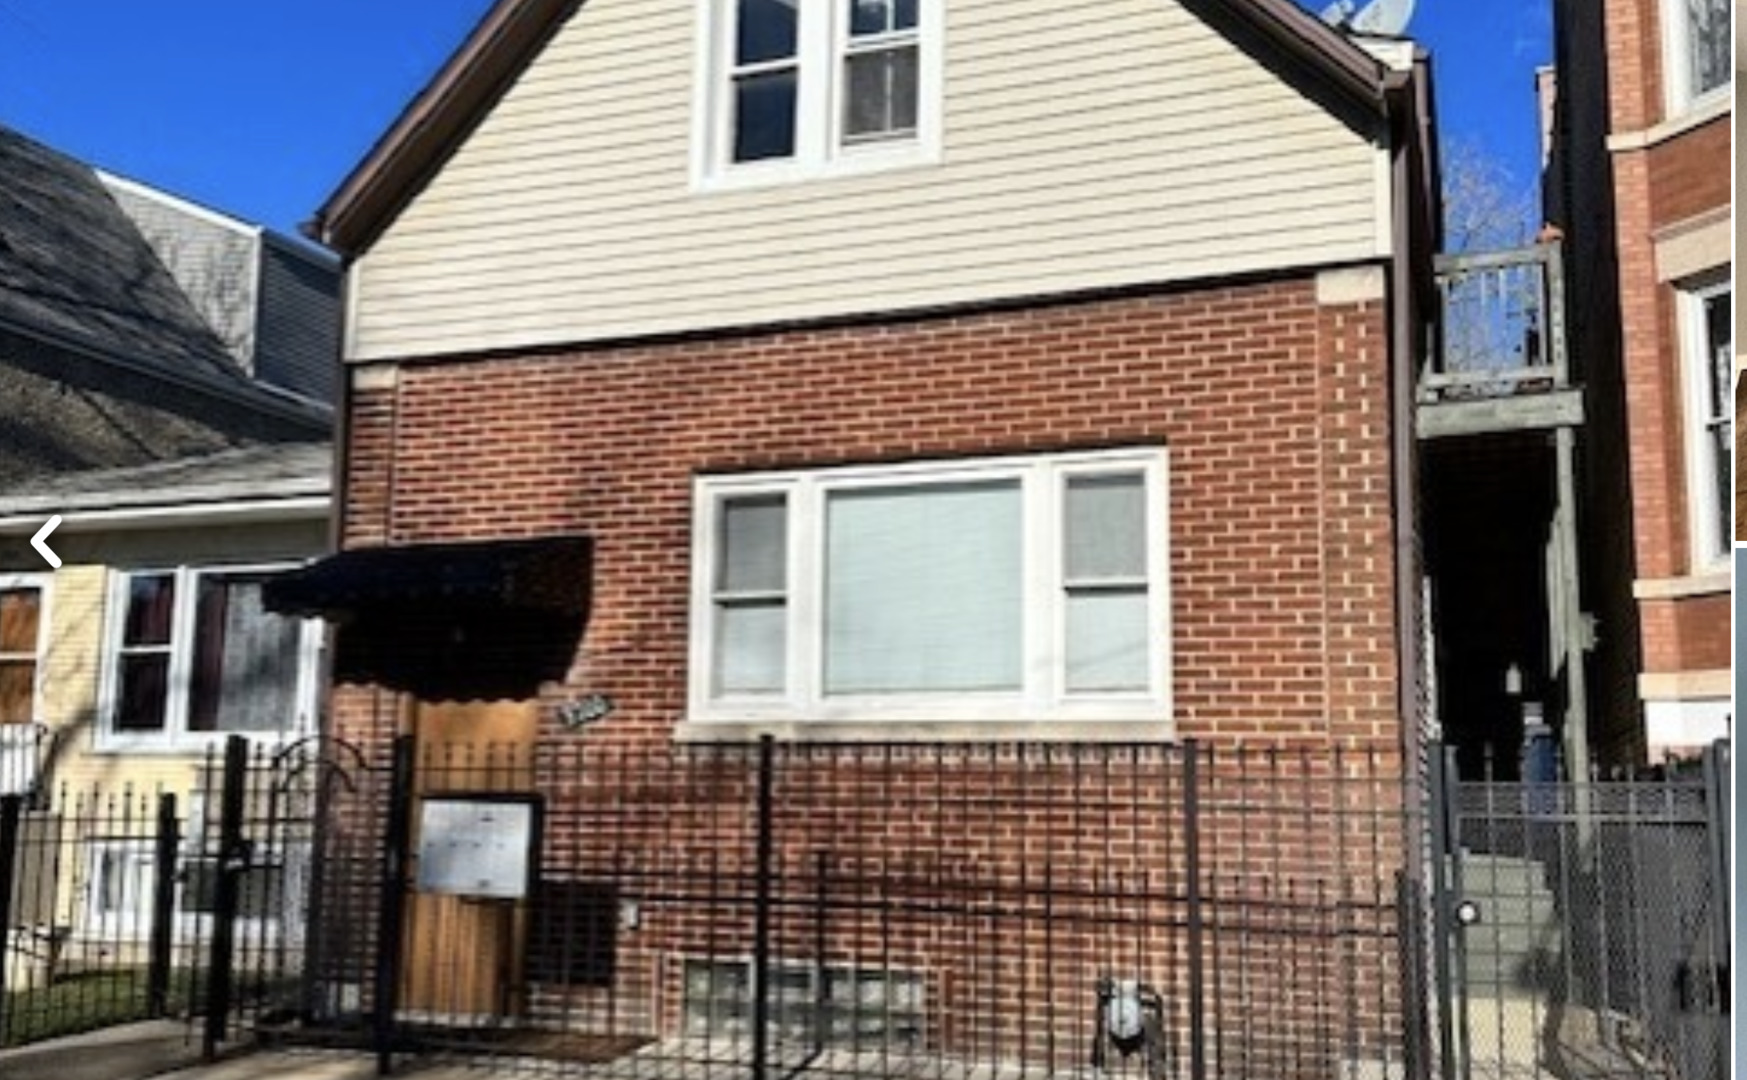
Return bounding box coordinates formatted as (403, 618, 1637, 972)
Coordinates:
(0, 441, 330, 520)
(0, 125, 245, 382)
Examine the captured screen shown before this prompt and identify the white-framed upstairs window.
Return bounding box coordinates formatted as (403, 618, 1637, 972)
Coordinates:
(1662, 0, 1730, 114)
(99, 564, 320, 752)
(693, 0, 943, 189)
(687, 448, 1171, 730)
(1678, 275, 1731, 570)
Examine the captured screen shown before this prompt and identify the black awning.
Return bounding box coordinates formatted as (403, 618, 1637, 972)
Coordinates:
(262, 535, 592, 621)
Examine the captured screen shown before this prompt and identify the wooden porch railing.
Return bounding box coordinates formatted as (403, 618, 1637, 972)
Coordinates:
(1422, 241, 1567, 403)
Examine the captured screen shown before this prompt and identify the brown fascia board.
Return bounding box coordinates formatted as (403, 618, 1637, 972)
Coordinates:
(309, 0, 580, 256)
(312, 0, 1398, 259)
(1220, 0, 1402, 107)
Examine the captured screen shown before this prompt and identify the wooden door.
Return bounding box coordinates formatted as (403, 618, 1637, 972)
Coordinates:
(401, 698, 538, 1021)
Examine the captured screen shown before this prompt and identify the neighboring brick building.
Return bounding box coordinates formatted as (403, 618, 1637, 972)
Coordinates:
(1543, 0, 1731, 761)
(272, 0, 1440, 1071)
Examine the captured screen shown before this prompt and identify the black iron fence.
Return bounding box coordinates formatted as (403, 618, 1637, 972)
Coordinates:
(309, 737, 1422, 1080)
(4, 731, 1724, 1080)
(0, 736, 323, 1054)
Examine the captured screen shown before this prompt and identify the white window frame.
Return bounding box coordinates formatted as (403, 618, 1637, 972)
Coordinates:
(80, 833, 305, 945)
(97, 563, 321, 754)
(0, 573, 51, 723)
(1661, 0, 1731, 115)
(0, 574, 51, 796)
(1678, 275, 1731, 572)
(691, 0, 945, 191)
(83, 838, 157, 940)
(686, 448, 1171, 731)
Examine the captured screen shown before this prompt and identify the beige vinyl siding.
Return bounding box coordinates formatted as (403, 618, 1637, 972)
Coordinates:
(1, 520, 327, 793)
(349, 0, 1387, 361)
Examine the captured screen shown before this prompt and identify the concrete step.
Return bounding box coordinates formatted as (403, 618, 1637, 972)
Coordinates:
(1449, 857, 1553, 897)
(1459, 922, 1564, 957)
(1462, 947, 1565, 992)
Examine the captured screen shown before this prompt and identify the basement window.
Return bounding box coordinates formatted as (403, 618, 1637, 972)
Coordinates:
(683, 958, 924, 1046)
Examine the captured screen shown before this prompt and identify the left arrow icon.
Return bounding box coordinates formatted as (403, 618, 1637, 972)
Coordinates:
(31, 516, 61, 569)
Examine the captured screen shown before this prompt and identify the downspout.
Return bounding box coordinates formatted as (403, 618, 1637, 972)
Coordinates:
(1386, 64, 1428, 775)
(1386, 60, 1436, 1080)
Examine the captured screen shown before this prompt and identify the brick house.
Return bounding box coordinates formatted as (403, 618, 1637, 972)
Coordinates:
(272, 0, 1441, 1071)
(1542, 0, 1731, 761)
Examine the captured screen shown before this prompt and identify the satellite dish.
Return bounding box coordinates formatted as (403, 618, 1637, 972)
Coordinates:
(1318, 0, 1358, 25)
(1350, 0, 1416, 35)
(1319, 0, 1416, 35)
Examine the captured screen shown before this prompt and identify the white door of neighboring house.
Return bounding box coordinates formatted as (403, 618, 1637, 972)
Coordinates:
(0, 573, 50, 796)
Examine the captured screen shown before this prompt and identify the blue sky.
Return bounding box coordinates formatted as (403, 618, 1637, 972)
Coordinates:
(0, 0, 1551, 237)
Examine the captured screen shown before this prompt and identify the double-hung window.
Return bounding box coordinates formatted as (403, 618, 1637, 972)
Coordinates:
(1663, 0, 1731, 111)
(102, 565, 317, 749)
(697, 0, 941, 186)
(0, 576, 47, 794)
(1679, 278, 1731, 568)
(689, 448, 1170, 732)
(0, 577, 46, 725)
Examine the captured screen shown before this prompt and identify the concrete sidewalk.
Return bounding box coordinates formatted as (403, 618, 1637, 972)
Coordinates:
(0, 1022, 477, 1080)
(0, 1020, 201, 1080)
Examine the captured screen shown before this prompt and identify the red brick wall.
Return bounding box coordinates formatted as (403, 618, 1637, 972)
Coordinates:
(1647, 116, 1731, 224)
(335, 276, 1400, 753)
(1639, 593, 1731, 672)
(1603, 0, 1663, 133)
(1606, 40, 1730, 695)
(324, 275, 1410, 1071)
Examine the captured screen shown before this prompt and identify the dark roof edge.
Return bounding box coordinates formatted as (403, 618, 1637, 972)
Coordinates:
(311, 0, 1404, 259)
(1220, 0, 1400, 109)
(0, 313, 334, 432)
(309, 0, 579, 255)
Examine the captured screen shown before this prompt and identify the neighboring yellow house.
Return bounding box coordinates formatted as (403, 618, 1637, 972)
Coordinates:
(0, 444, 328, 966)
(0, 443, 331, 799)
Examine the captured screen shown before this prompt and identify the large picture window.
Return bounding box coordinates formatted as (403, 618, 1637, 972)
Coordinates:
(103, 566, 316, 748)
(689, 449, 1170, 729)
(697, 0, 941, 185)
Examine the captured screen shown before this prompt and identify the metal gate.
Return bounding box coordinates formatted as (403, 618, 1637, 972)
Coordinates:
(0, 734, 332, 1058)
(1427, 741, 1730, 1080)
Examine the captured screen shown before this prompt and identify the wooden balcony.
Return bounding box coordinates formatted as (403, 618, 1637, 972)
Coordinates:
(1417, 241, 1584, 439)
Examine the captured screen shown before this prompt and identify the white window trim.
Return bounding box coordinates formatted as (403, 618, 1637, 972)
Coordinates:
(1677, 275, 1731, 573)
(685, 448, 1171, 734)
(1660, 0, 1731, 117)
(690, 0, 945, 192)
(0, 572, 52, 726)
(80, 835, 303, 944)
(96, 563, 321, 755)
